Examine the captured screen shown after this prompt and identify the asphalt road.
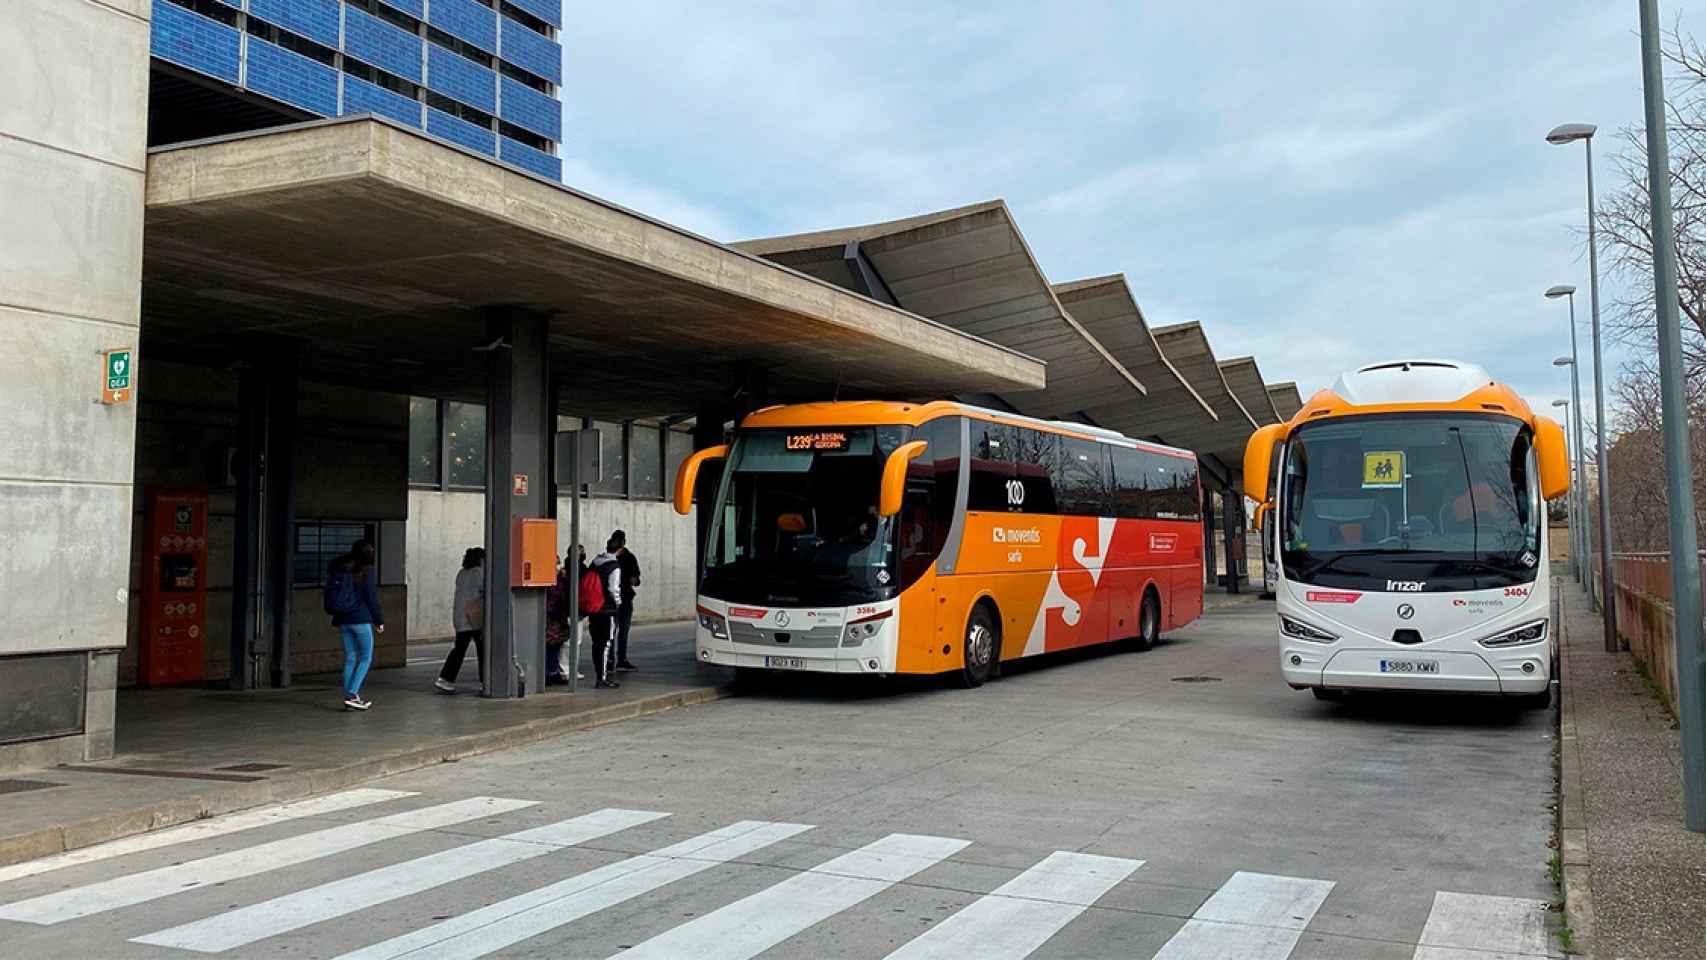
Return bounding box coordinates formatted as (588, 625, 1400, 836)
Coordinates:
(0, 599, 1560, 958)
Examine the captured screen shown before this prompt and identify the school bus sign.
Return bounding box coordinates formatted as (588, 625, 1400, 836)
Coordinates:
(102, 347, 133, 405)
(1362, 450, 1403, 488)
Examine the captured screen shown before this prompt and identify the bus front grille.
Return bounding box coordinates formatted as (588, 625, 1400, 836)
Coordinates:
(728, 621, 842, 648)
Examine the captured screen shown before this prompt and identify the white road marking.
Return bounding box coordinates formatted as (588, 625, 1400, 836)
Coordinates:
(1151, 870, 1335, 960)
(1412, 891, 1556, 959)
(131, 807, 665, 953)
(0, 796, 536, 925)
(613, 832, 970, 960)
(333, 819, 813, 960)
(883, 850, 1143, 960)
(0, 788, 415, 886)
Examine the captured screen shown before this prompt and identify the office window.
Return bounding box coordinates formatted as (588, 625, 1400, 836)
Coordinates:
(666, 429, 695, 502)
(590, 420, 626, 496)
(631, 424, 663, 499)
(294, 521, 374, 586)
(446, 401, 486, 488)
(408, 397, 439, 485)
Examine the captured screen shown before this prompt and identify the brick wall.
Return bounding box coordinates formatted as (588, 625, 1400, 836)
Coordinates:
(247, 37, 338, 116)
(344, 5, 422, 83)
(427, 45, 496, 113)
(428, 0, 497, 53)
(499, 76, 560, 142)
(499, 16, 560, 85)
(151, 0, 241, 84)
(248, 0, 340, 49)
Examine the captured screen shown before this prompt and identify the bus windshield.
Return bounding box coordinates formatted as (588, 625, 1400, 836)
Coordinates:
(701, 425, 913, 606)
(1280, 413, 1541, 591)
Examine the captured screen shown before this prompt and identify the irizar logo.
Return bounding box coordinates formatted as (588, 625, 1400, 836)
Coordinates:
(992, 527, 1041, 544)
(1387, 580, 1426, 592)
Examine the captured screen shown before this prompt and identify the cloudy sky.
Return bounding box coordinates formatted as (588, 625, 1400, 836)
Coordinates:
(558, 2, 1694, 424)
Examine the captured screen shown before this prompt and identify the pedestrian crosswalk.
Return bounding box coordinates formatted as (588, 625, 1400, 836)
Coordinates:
(0, 789, 1561, 959)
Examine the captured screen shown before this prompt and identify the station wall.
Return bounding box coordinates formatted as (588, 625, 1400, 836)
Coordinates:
(406, 491, 698, 640)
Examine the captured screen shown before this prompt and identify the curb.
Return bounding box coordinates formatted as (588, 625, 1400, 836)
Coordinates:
(1555, 581, 1598, 956)
(0, 684, 732, 870)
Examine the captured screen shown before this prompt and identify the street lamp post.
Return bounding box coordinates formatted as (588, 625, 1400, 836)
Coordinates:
(1549, 396, 1581, 581)
(1547, 122, 1619, 652)
(1638, 0, 1705, 833)
(1548, 294, 1590, 596)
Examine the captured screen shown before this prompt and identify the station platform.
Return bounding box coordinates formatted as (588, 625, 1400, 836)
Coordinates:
(0, 621, 724, 868)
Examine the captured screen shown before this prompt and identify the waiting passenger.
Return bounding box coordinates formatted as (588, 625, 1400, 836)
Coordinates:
(435, 547, 484, 694)
(325, 539, 383, 712)
(588, 539, 625, 689)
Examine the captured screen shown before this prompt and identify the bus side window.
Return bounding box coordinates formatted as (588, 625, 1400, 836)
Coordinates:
(969, 422, 1017, 511)
(1058, 438, 1109, 516)
(899, 417, 959, 587)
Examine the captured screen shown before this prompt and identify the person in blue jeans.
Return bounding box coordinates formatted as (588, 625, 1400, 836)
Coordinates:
(328, 539, 385, 711)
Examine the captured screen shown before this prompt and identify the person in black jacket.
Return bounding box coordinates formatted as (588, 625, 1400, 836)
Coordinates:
(611, 529, 641, 671)
(329, 539, 384, 711)
(588, 539, 624, 689)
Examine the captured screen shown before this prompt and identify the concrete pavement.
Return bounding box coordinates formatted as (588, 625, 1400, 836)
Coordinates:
(0, 598, 1561, 958)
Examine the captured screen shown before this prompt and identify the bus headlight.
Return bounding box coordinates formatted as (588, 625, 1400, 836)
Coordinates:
(1477, 619, 1548, 648)
(696, 606, 729, 640)
(842, 609, 893, 646)
(1280, 615, 1338, 643)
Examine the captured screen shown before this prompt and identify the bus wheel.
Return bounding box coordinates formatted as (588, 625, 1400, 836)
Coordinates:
(1132, 591, 1160, 652)
(959, 606, 998, 688)
(1312, 687, 1345, 702)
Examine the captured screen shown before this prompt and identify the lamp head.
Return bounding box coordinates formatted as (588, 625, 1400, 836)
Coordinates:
(1553, 356, 1573, 367)
(1552, 399, 1569, 407)
(1544, 284, 1576, 299)
(1546, 123, 1597, 144)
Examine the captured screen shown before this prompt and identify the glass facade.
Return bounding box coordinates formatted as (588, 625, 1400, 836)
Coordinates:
(150, 0, 563, 180)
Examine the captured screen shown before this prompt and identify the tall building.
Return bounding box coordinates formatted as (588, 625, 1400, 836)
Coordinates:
(149, 0, 563, 179)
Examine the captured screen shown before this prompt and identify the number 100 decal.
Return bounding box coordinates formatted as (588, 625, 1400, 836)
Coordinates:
(1005, 479, 1026, 507)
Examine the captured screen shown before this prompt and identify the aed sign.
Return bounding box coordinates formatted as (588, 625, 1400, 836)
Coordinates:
(102, 347, 134, 405)
(1362, 450, 1403, 488)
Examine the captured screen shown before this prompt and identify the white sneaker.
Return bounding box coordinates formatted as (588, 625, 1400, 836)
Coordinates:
(345, 696, 371, 711)
(434, 678, 456, 693)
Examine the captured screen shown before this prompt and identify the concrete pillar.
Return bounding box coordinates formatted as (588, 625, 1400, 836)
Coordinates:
(1222, 488, 1242, 594)
(1202, 488, 1217, 588)
(228, 347, 300, 690)
(0, 0, 149, 770)
(483, 311, 551, 698)
(266, 350, 300, 688)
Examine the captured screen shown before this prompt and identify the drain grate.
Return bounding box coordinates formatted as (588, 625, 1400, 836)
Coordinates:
(1170, 675, 1223, 683)
(215, 763, 290, 773)
(0, 779, 64, 795)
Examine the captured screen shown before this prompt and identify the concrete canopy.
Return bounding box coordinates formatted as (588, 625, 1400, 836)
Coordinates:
(1049, 275, 1219, 444)
(140, 118, 1043, 419)
(1151, 322, 1259, 474)
(1218, 356, 1284, 426)
(736, 200, 1146, 420)
(1267, 381, 1305, 421)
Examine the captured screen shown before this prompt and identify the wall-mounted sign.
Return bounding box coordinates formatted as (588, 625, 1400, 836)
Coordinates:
(102, 347, 133, 405)
(513, 473, 529, 496)
(786, 431, 849, 452)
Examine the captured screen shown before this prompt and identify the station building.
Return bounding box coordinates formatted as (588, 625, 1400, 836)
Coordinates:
(0, 0, 1298, 774)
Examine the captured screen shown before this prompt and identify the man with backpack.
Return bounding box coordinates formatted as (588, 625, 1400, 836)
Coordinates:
(587, 538, 624, 689)
(610, 529, 642, 672)
(324, 539, 384, 711)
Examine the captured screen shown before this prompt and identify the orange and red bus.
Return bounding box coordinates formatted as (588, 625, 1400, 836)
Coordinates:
(673, 400, 1205, 686)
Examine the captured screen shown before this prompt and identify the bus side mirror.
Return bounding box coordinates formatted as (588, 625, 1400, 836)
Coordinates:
(1533, 417, 1570, 501)
(672, 444, 728, 516)
(1253, 501, 1271, 530)
(1243, 424, 1285, 502)
(878, 441, 929, 518)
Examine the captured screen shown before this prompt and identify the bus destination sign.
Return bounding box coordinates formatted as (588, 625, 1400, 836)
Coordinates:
(786, 431, 849, 452)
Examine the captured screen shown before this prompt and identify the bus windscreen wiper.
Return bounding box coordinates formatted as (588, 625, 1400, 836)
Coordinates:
(1299, 550, 1387, 580)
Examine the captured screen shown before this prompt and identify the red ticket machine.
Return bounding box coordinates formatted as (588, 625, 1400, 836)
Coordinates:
(140, 490, 208, 686)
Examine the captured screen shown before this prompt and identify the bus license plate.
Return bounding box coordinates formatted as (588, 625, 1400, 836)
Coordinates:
(1380, 659, 1440, 674)
(766, 656, 807, 670)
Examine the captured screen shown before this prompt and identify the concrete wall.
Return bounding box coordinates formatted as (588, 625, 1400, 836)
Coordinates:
(0, 0, 151, 769)
(121, 362, 410, 686)
(408, 491, 697, 639)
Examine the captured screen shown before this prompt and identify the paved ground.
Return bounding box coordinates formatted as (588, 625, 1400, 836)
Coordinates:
(1559, 573, 1706, 959)
(0, 599, 1561, 958)
(0, 622, 719, 847)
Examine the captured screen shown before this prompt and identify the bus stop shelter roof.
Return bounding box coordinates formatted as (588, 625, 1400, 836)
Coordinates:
(1151, 322, 1259, 472)
(1218, 356, 1284, 426)
(735, 200, 1146, 421)
(1049, 275, 1219, 444)
(1267, 382, 1304, 421)
(140, 118, 1044, 419)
